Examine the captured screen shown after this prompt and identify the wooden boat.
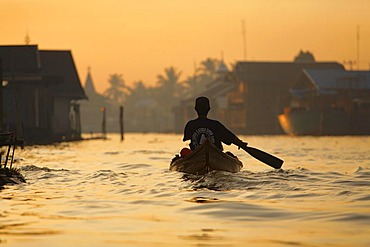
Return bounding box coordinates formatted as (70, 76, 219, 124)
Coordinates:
(170, 139, 243, 175)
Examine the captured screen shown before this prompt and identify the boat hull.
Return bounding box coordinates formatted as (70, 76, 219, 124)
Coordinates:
(170, 140, 243, 175)
(278, 108, 352, 135)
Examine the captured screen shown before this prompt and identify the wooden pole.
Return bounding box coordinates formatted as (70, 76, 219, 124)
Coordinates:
(74, 103, 81, 138)
(242, 20, 247, 61)
(120, 106, 124, 141)
(101, 106, 106, 138)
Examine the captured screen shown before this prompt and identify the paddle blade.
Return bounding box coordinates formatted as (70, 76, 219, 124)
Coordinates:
(242, 146, 283, 169)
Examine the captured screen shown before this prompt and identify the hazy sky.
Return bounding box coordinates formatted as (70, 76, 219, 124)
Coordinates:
(1, 0, 370, 93)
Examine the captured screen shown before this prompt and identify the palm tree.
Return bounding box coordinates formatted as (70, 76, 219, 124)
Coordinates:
(125, 80, 152, 107)
(156, 66, 185, 101)
(125, 81, 157, 132)
(197, 58, 219, 79)
(103, 74, 130, 104)
(183, 74, 199, 98)
(155, 67, 186, 131)
(183, 58, 220, 96)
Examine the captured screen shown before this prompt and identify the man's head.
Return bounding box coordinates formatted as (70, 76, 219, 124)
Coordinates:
(195, 96, 210, 116)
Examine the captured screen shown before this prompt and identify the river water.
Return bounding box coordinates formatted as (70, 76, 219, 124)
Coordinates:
(1, 134, 369, 246)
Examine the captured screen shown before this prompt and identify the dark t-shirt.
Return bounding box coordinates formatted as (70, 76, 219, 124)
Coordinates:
(183, 117, 236, 151)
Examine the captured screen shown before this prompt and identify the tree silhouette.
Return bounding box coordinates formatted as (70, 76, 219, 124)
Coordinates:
(156, 67, 184, 100)
(125, 80, 153, 107)
(103, 74, 130, 104)
(155, 66, 185, 131)
(198, 58, 219, 78)
(183, 58, 221, 98)
(125, 81, 160, 132)
(102, 57, 228, 132)
(183, 74, 199, 97)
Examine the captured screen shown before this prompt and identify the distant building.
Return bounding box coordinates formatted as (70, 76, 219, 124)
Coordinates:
(175, 55, 344, 135)
(0, 45, 86, 144)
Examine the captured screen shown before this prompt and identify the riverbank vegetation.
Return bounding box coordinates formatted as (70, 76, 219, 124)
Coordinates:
(97, 58, 225, 132)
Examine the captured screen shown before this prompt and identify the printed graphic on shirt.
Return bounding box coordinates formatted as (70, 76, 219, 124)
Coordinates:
(191, 128, 215, 148)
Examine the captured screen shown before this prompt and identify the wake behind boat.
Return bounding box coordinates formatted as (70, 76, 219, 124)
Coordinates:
(170, 140, 243, 175)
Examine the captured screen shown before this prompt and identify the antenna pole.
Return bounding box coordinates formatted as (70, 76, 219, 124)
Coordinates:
(356, 25, 360, 70)
(242, 20, 247, 61)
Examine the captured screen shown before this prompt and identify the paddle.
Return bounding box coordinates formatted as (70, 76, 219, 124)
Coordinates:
(239, 145, 283, 169)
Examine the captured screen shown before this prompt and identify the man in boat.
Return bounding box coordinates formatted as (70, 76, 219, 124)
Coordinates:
(181, 96, 248, 156)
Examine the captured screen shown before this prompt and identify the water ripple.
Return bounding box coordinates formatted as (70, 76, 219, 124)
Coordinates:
(1, 134, 369, 247)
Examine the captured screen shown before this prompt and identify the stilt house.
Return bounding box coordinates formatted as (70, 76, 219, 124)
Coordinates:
(0, 45, 86, 144)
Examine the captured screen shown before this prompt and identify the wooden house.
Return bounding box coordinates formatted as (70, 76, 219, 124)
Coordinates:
(39, 50, 87, 141)
(0, 45, 86, 144)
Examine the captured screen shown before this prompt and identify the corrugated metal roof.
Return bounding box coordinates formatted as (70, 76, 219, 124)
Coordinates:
(304, 69, 370, 90)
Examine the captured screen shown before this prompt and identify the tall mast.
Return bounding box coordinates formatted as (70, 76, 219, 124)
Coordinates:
(242, 20, 247, 61)
(356, 25, 360, 70)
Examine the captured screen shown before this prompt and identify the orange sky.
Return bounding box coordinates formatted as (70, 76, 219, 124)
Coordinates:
(1, 0, 370, 93)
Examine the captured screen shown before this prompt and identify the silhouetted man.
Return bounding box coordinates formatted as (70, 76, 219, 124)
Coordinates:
(183, 96, 248, 152)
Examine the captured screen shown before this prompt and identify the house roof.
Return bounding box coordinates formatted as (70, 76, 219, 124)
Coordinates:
(40, 50, 87, 100)
(0, 45, 42, 81)
(234, 61, 345, 89)
(304, 69, 370, 90)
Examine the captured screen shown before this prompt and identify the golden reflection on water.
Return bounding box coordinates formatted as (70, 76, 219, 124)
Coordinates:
(0, 134, 369, 246)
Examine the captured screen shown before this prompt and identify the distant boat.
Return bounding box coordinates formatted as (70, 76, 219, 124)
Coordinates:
(279, 69, 370, 136)
(278, 107, 351, 135)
